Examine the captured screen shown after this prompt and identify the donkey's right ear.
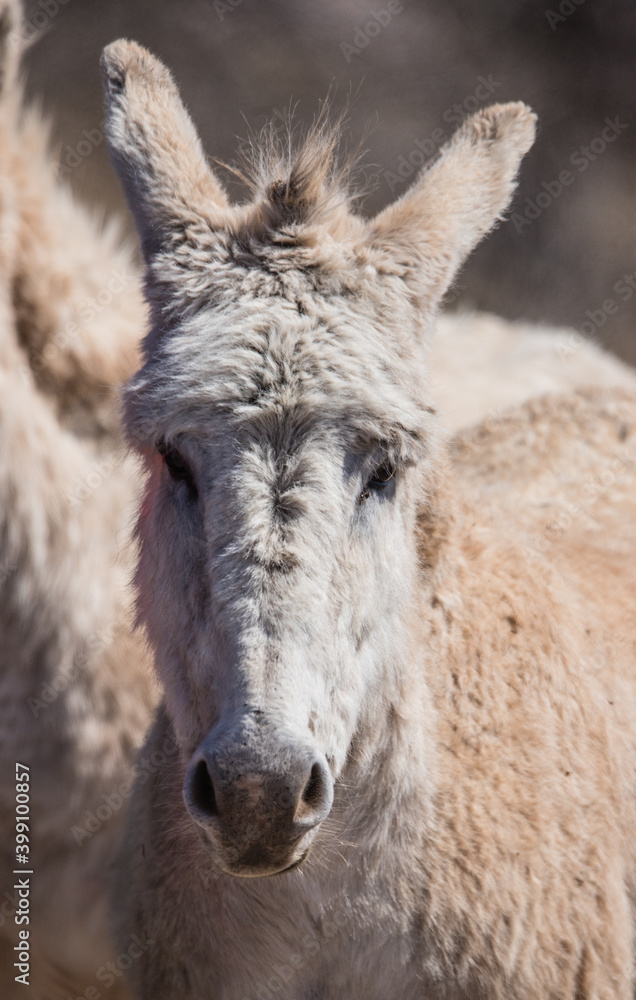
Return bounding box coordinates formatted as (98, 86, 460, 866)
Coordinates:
(0, 0, 23, 98)
(101, 40, 230, 261)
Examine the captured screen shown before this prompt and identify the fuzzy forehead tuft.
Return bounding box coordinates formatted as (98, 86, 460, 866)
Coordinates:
(226, 104, 367, 235)
(141, 111, 378, 332)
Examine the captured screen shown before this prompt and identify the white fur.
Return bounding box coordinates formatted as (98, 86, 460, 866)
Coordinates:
(101, 37, 636, 1000)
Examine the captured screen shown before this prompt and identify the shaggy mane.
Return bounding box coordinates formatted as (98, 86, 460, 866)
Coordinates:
(220, 102, 370, 231)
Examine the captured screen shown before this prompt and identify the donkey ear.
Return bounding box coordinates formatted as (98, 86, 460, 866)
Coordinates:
(0, 0, 22, 97)
(367, 102, 536, 307)
(101, 39, 230, 260)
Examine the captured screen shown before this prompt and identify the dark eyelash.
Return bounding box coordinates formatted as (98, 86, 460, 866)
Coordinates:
(359, 463, 396, 503)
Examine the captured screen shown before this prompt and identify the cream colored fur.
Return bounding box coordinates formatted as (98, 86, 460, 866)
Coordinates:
(432, 310, 636, 431)
(1, 8, 635, 996)
(99, 37, 636, 1000)
(0, 4, 156, 997)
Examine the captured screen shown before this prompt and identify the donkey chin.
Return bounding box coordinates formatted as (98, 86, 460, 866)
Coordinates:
(182, 732, 334, 878)
(191, 820, 322, 879)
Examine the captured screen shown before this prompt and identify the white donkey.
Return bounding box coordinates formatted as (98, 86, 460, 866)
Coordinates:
(2, 4, 636, 993)
(99, 39, 636, 1000)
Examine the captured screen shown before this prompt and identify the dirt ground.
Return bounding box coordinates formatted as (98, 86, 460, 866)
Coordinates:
(21, 0, 636, 362)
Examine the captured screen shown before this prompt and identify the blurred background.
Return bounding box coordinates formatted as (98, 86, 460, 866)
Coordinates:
(22, 0, 636, 361)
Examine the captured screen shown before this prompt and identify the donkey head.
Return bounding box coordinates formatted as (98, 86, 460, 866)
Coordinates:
(102, 40, 535, 877)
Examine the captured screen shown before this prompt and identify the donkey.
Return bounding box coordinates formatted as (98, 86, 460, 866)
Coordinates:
(3, 3, 636, 994)
(0, 4, 156, 995)
(101, 39, 636, 1000)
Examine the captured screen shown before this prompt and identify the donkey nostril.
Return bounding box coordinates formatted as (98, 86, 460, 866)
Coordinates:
(301, 762, 324, 808)
(190, 759, 218, 818)
(295, 759, 332, 827)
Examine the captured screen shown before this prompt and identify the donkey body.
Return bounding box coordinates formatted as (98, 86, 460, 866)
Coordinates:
(100, 40, 636, 999)
(0, 5, 156, 995)
(431, 310, 636, 431)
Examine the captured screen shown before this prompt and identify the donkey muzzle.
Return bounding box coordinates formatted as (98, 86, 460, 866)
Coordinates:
(183, 728, 333, 877)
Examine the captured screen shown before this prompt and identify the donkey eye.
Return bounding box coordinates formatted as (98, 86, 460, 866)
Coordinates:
(359, 463, 396, 503)
(158, 443, 198, 498)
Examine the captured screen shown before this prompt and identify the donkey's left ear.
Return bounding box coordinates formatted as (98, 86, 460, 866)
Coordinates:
(367, 102, 536, 307)
(101, 39, 230, 262)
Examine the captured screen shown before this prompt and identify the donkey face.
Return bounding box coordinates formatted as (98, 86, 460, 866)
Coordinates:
(102, 40, 535, 877)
